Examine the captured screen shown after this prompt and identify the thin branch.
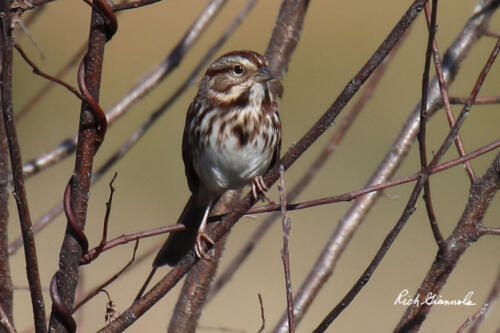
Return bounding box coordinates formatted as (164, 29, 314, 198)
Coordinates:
(478, 227, 500, 236)
(424, 2, 476, 182)
(21, 0, 227, 180)
(449, 96, 500, 105)
(0, 34, 13, 327)
(467, 268, 500, 333)
(112, 0, 161, 11)
(0, 10, 47, 333)
(456, 303, 489, 333)
(13, 43, 86, 101)
(15, 43, 86, 121)
(257, 294, 265, 333)
(73, 241, 139, 313)
(278, 166, 294, 333)
(419, 0, 444, 246)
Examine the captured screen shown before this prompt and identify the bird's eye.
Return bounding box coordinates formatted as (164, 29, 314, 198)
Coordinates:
(232, 65, 244, 76)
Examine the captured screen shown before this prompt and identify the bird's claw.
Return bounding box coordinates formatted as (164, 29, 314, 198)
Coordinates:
(252, 176, 272, 203)
(194, 231, 215, 261)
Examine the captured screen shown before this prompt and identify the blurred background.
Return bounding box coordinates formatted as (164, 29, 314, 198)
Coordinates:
(9, 0, 500, 331)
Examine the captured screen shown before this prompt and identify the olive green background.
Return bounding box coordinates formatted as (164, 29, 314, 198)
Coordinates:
(10, 0, 500, 332)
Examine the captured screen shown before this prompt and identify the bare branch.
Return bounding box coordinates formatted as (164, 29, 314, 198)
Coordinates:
(278, 166, 294, 333)
(112, 0, 161, 11)
(424, 3, 475, 182)
(0, 9, 46, 333)
(418, 0, 444, 246)
(13, 43, 85, 102)
(73, 241, 139, 313)
(467, 268, 500, 333)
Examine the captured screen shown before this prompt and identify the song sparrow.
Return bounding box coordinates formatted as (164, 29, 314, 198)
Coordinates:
(153, 50, 282, 267)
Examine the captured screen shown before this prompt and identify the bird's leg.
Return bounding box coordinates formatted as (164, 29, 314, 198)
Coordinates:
(194, 199, 215, 260)
(252, 176, 273, 203)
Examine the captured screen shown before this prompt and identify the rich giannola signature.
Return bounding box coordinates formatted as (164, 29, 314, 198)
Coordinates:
(394, 289, 477, 306)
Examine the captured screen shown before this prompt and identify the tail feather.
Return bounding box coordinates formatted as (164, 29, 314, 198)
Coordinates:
(153, 195, 207, 267)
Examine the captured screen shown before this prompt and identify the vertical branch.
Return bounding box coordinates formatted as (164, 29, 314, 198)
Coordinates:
(0, 5, 13, 328)
(0, 6, 47, 333)
(278, 166, 294, 333)
(418, 0, 444, 245)
(48, 1, 115, 331)
(265, 0, 310, 95)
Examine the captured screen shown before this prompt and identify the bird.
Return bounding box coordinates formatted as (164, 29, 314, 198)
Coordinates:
(153, 50, 281, 268)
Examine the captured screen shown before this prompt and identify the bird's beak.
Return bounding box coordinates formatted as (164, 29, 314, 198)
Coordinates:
(254, 66, 274, 83)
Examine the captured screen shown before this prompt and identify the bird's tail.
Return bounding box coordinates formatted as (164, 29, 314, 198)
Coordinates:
(153, 195, 207, 267)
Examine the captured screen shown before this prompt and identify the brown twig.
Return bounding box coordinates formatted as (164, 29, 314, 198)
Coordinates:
(424, 3, 476, 182)
(90, 172, 118, 262)
(478, 227, 500, 236)
(73, 241, 139, 313)
(273, 1, 500, 330)
(418, 0, 444, 246)
(21, 0, 228, 180)
(457, 303, 489, 333)
(112, 0, 161, 11)
(449, 96, 500, 104)
(467, 268, 500, 333)
(278, 166, 294, 333)
(15, 43, 86, 121)
(13, 43, 86, 102)
(0, 36, 13, 329)
(0, 10, 47, 333)
(257, 294, 265, 333)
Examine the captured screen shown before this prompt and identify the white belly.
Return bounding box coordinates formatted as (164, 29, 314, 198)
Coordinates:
(194, 112, 273, 194)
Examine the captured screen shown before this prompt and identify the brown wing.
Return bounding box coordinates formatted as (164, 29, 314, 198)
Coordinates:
(266, 103, 282, 174)
(182, 100, 200, 193)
